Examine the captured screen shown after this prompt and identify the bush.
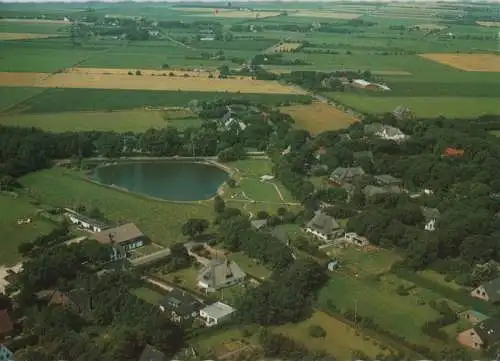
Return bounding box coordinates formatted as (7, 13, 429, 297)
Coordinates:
(135, 70, 142, 76)
(162, 64, 170, 69)
(169, 72, 175, 76)
(128, 71, 133, 75)
(308, 325, 326, 338)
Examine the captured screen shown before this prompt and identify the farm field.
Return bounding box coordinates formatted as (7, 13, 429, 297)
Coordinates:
(273, 311, 388, 360)
(0, 109, 172, 132)
(280, 102, 359, 134)
(327, 94, 500, 118)
(8, 88, 310, 114)
(0, 71, 305, 94)
(0, 195, 57, 265)
(266, 42, 302, 53)
(173, 8, 282, 18)
(0, 86, 46, 111)
(0, 32, 56, 40)
(476, 21, 500, 27)
(419, 53, 500, 72)
(288, 10, 361, 19)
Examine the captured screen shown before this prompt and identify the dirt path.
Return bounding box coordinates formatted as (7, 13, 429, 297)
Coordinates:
(267, 181, 285, 201)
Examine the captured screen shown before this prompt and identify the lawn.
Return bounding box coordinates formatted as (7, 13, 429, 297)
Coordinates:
(328, 94, 500, 118)
(273, 310, 389, 360)
(192, 326, 258, 358)
(20, 168, 212, 247)
(0, 110, 169, 132)
(418, 269, 463, 291)
(131, 286, 165, 305)
(0, 194, 57, 265)
(228, 251, 272, 280)
(236, 178, 283, 202)
(227, 159, 274, 178)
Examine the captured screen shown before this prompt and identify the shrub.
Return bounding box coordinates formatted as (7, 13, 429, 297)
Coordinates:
(135, 70, 142, 76)
(128, 71, 133, 75)
(169, 72, 175, 77)
(162, 63, 170, 69)
(308, 325, 326, 338)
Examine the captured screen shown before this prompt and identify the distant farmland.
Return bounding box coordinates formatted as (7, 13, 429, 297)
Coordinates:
(420, 53, 500, 72)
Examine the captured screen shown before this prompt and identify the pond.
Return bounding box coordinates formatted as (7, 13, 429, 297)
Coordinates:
(92, 162, 229, 201)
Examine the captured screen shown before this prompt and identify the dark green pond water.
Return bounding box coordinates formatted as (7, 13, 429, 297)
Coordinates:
(92, 162, 229, 201)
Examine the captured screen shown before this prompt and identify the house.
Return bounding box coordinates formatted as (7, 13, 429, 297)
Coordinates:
(421, 207, 440, 232)
(344, 232, 369, 247)
(363, 185, 388, 199)
(329, 167, 365, 186)
(443, 147, 465, 157)
(393, 105, 414, 120)
(93, 223, 146, 251)
(0, 345, 13, 361)
(260, 175, 274, 181)
(464, 310, 489, 325)
(0, 310, 13, 339)
(471, 277, 500, 303)
(250, 219, 267, 230)
(271, 227, 290, 246)
(138, 344, 167, 361)
(159, 289, 203, 324)
(221, 107, 246, 131)
(306, 210, 343, 242)
(352, 79, 371, 88)
(197, 259, 246, 292)
(364, 123, 407, 141)
(64, 208, 108, 233)
(109, 243, 127, 262)
(314, 146, 327, 161)
(48, 289, 91, 314)
(199, 301, 236, 327)
(457, 317, 500, 350)
(374, 174, 402, 187)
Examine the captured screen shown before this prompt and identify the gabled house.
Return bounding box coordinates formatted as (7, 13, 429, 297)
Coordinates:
(329, 167, 365, 186)
(271, 227, 290, 246)
(0, 345, 13, 361)
(305, 210, 343, 242)
(471, 277, 500, 303)
(457, 317, 500, 350)
(464, 310, 489, 325)
(48, 289, 92, 314)
(421, 207, 440, 232)
(64, 208, 109, 233)
(220, 107, 246, 132)
(93, 223, 146, 251)
(250, 219, 267, 230)
(138, 344, 167, 361)
(197, 259, 246, 292)
(364, 123, 407, 141)
(199, 301, 236, 327)
(0, 310, 13, 340)
(159, 289, 203, 324)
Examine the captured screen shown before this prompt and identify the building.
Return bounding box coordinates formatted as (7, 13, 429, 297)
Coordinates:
(159, 289, 203, 324)
(374, 174, 402, 187)
(327, 259, 340, 271)
(464, 310, 489, 325)
(363, 185, 388, 199)
(443, 147, 465, 157)
(329, 167, 365, 186)
(421, 207, 440, 232)
(344, 232, 369, 247)
(271, 227, 290, 246)
(199, 301, 236, 327)
(250, 219, 267, 230)
(471, 277, 500, 303)
(48, 289, 91, 314)
(0, 310, 13, 339)
(64, 208, 108, 233)
(197, 259, 246, 292)
(138, 344, 167, 361)
(457, 318, 500, 350)
(93, 223, 146, 251)
(364, 123, 407, 141)
(392, 105, 414, 120)
(0, 345, 13, 361)
(306, 210, 343, 242)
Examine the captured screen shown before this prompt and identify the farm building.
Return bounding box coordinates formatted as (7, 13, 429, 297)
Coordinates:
(305, 210, 343, 242)
(329, 167, 365, 186)
(457, 317, 500, 350)
(199, 301, 236, 327)
(464, 310, 489, 325)
(64, 208, 109, 233)
(92, 223, 146, 251)
(251, 219, 267, 230)
(393, 105, 414, 120)
(443, 147, 465, 157)
(159, 288, 204, 324)
(344, 232, 369, 247)
(197, 259, 246, 292)
(352, 79, 391, 91)
(327, 259, 340, 271)
(471, 277, 500, 303)
(364, 123, 408, 141)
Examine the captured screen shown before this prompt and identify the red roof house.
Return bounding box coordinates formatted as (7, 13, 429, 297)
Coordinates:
(443, 147, 464, 157)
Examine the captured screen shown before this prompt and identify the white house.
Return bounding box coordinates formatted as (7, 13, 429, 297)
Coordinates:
(197, 260, 246, 292)
(64, 208, 108, 233)
(199, 302, 235, 327)
(260, 175, 274, 181)
(364, 123, 407, 142)
(421, 207, 440, 232)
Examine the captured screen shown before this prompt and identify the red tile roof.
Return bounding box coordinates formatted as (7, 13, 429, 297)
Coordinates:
(444, 147, 464, 157)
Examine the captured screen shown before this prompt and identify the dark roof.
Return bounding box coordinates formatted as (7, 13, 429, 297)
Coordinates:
(48, 289, 91, 313)
(251, 219, 267, 230)
(93, 223, 144, 245)
(483, 277, 500, 302)
(329, 167, 365, 183)
(420, 207, 440, 220)
(474, 318, 500, 346)
(363, 185, 388, 198)
(307, 211, 341, 235)
(271, 227, 289, 244)
(0, 310, 13, 335)
(138, 344, 167, 361)
(160, 289, 203, 317)
(374, 174, 401, 185)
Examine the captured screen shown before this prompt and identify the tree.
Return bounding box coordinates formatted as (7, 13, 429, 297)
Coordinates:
(169, 243, 192, 271)
(181, 219, 209, 239)
(213, 195, 226, 214)
(308, 325, 326, 338)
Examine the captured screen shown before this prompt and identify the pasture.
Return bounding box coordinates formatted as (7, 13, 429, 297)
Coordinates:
(280, 102, 359, 134)
(0, 86, 45, 111)
(0, 71, 305, 94)
(288, 10, 361, 19)
(273, 310, 388, 360)
(173, 7, 282, 18)
(0, 195, 57, 265)
(476, 21, 500, 28)
(420, 53, 500, 72)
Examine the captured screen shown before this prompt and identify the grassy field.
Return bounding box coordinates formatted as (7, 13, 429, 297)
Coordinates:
(9, 88, 310, 113)
(0, 110, 171, 132)
(233, 178, 283, 203)
(0, 86, 46, 111)
(273, 310, 388, 360)
(280, 102, 359, 134)
(328, 94, 500, 118)
(20, 168, 212, 247)
(0, 195, 57, 265)
(131, 286, 165, 305)
(228, 251, 272, 279)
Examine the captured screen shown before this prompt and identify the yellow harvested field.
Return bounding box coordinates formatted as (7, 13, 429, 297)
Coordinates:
(0, 71, 305, 95)
(289, 10, 361, 19)
(176, 8, 281, 18)
(420, 53, 500, 72)
(266, 42, 302, 53)
(0, 18, 70, 24)
(280, 102, 358, 134)
(476, 21, 500, 27)
(0, 33, 55, 40)
(68, 67, 218, 78)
